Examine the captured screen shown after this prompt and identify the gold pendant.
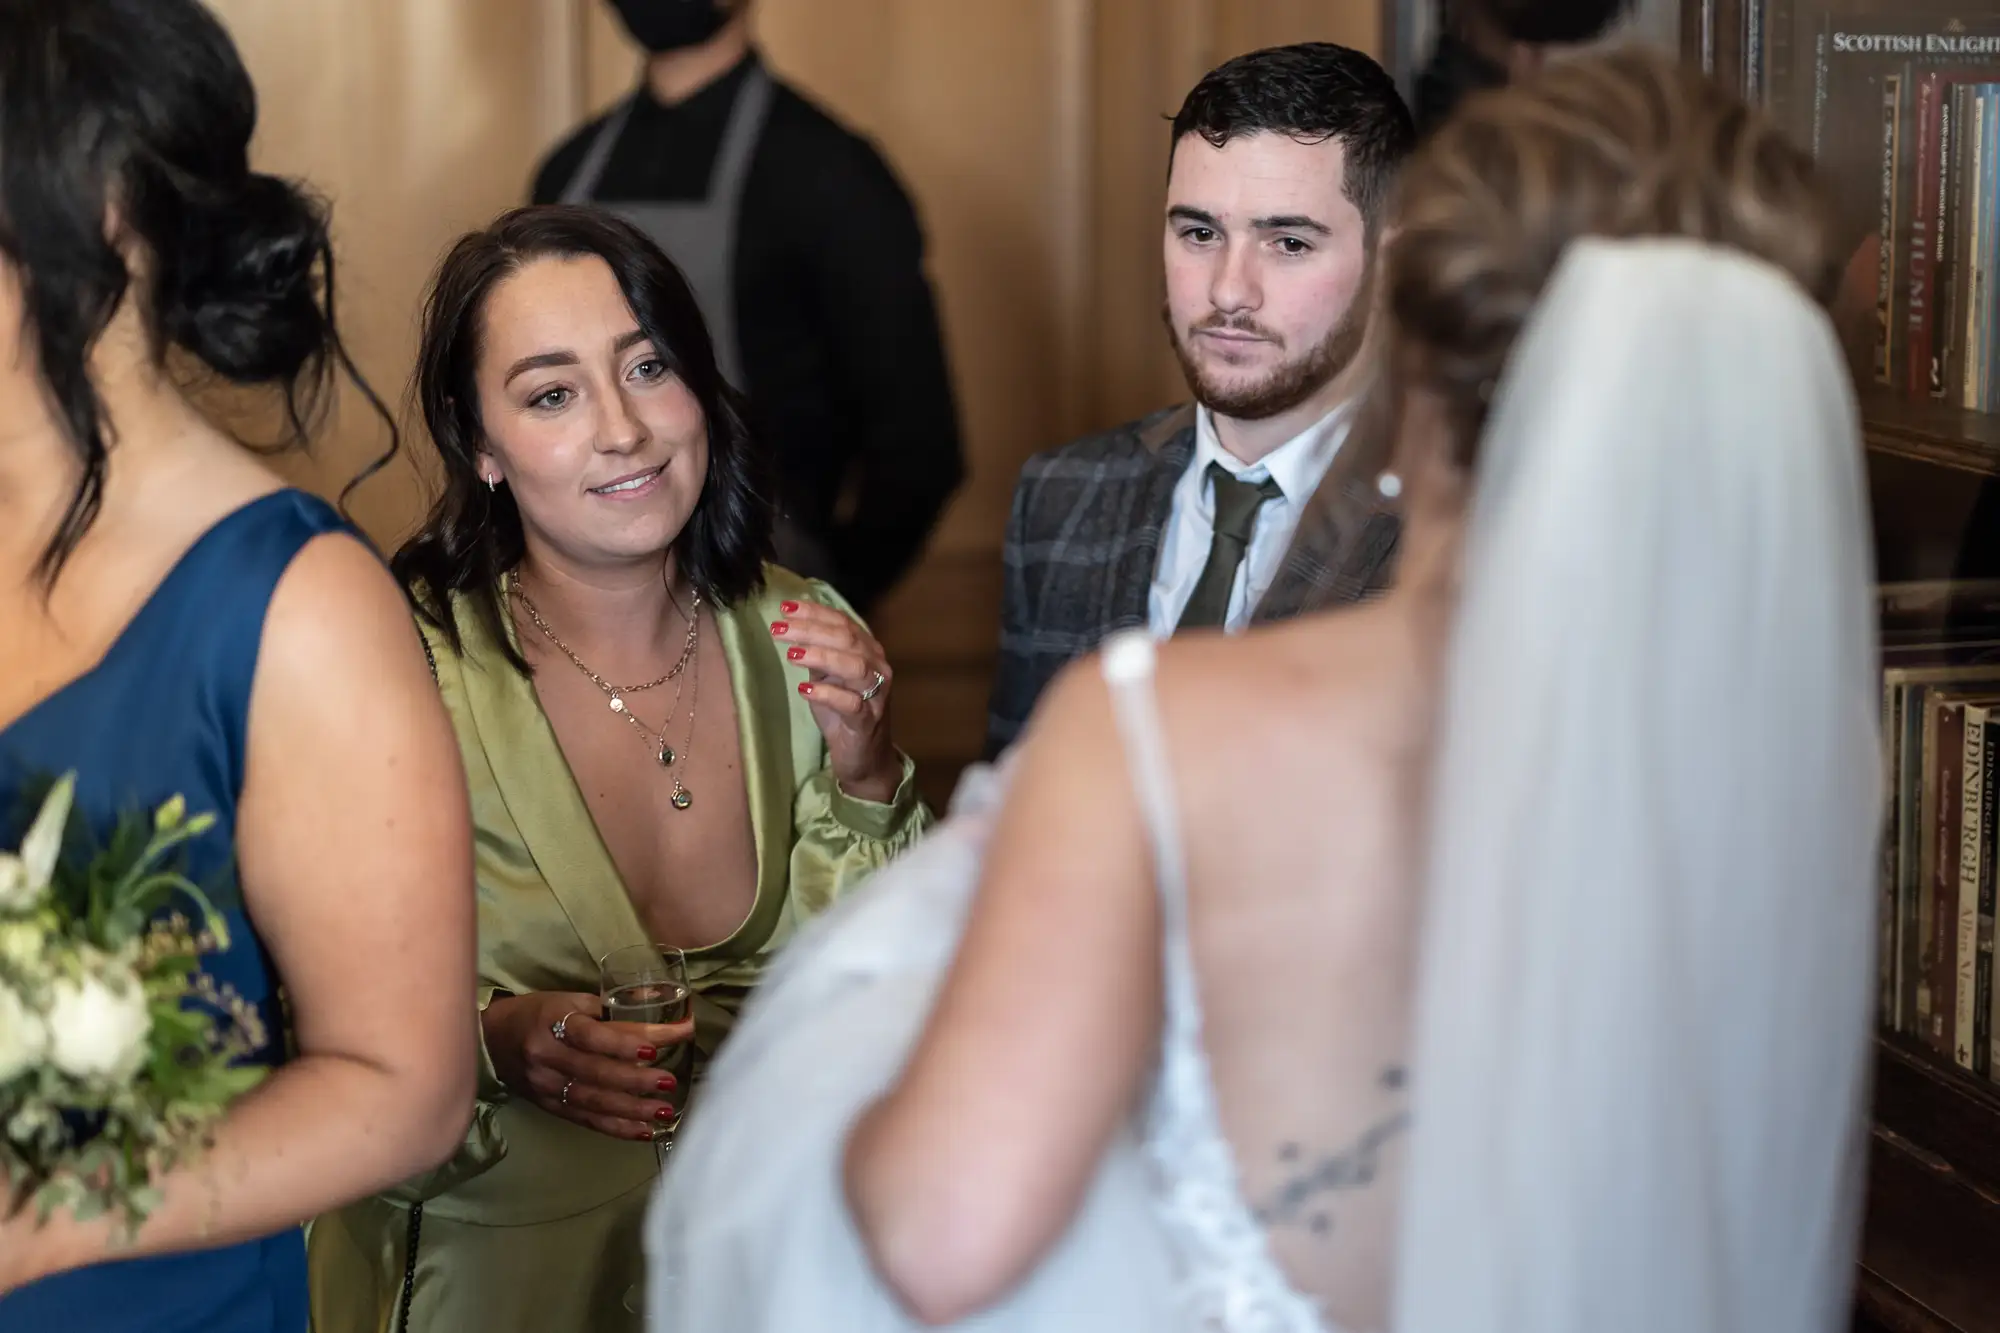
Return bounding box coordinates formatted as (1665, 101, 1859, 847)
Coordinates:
(670, 786, 693, 811)
(609, 696, 627, 713)
(657, 745, 676, 767)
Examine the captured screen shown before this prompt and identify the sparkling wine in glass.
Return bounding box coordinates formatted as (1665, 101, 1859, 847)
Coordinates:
(600, 944, 691, 1169)
(603, 979, 690, 1026)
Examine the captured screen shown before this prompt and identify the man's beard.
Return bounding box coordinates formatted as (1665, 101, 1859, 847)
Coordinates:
(1166, 272, 1370, 422)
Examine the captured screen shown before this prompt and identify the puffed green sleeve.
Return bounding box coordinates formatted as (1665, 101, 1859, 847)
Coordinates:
(785, 753, 932, 918)
(779, 576, 934, 919)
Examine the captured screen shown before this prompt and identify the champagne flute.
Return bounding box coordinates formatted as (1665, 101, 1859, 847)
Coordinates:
(600, 944, 691, 1169)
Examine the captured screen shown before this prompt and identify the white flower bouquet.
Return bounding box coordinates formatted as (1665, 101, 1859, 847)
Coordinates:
(0, 776, 268, 1238)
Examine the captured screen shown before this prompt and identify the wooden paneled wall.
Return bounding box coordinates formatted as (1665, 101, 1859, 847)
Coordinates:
(206, 0, 586, 543)
(210, 0, 1381, 806)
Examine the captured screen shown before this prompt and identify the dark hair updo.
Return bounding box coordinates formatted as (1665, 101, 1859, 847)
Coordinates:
(0, 0, 390, 583)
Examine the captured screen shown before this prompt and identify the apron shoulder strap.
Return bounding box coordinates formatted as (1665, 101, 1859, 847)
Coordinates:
(710, 63, 776, 207)
(559, 94, 640, 205)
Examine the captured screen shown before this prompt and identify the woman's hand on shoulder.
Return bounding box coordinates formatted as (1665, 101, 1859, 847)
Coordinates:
(482, 992, 692, 1142)
(235, 532, 479, 1181)
(769, 595, 902, 803)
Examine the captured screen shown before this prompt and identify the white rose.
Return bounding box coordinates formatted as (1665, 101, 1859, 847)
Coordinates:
(46, 969, 151, 1082)
(0, 980, 48, 1084)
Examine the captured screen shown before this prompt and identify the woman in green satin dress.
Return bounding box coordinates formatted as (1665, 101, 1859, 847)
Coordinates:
(306, 206, 932, 1333)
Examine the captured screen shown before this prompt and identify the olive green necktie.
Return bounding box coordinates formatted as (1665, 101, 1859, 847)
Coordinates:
(1176, 462, 1284, 632)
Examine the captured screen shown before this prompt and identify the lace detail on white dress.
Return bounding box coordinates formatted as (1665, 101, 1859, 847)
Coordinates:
(1100, 631, 1334, 1333)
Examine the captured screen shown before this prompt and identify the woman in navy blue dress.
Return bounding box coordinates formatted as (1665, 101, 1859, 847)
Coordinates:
(0, 3, 478, 1329)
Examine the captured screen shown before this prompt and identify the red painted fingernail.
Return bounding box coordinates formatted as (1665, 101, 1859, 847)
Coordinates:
(781, 601, 800, 614)
(636, 1045, 657, 1062)
(657, 1075, 677, 1092)
(635, 1130, 654, 1142)
(770, 621, 789, 636)
(798, 682, 814, 697)
(654, 1105, 675, 1121)
(787, 646, 805, 662)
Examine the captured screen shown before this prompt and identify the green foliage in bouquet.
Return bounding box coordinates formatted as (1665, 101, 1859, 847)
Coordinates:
(0, 775, 270, 1240)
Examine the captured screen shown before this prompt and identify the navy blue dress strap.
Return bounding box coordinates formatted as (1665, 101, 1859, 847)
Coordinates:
(0, 488, 357, 1333)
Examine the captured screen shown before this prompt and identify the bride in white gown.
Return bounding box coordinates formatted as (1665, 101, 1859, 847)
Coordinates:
(648, 49, 1881, 1333)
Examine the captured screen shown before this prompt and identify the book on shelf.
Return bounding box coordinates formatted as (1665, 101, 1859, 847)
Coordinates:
(1964, 698, 1998, 1074)
(1763, 5, 2000, 408)
(1876, 640, 2000, 1078)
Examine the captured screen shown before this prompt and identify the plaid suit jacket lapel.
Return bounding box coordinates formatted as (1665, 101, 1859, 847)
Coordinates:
(1253, 399, 1402, 623)
(1105, 404, 1197, 629)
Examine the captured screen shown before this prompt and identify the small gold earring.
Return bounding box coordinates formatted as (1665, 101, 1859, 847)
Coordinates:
(486, 475, 497, 493)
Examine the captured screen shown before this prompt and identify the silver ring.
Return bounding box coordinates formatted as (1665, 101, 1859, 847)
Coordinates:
(859, 670, 886, 703)
(560, 1079, 575, 1106)
(552, 1010, 579, 1044)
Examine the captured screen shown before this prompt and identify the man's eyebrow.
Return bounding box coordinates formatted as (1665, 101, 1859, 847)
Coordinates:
(1252, 214, 1332, 235)
(1167, 205, 1221, 227)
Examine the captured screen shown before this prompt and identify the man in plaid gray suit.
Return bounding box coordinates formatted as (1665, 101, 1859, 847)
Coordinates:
(986, 43, 1415, 756)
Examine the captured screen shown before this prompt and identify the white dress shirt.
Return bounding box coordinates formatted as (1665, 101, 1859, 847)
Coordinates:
(1148, 401, 1352, 635)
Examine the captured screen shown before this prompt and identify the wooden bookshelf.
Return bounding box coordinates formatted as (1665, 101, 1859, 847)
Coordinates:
(1865, 407, 2000, 585)
(1854, 1040, 2000, 1333)
(1859, 398, 2000, 1333)
(1689, 3, 2000, 1328)
(1854, 416, 2000, 1332)
(1866, 393, 2000, 479)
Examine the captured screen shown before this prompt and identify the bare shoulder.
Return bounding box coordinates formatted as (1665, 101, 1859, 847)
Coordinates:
(988, 636, 1160, 876)
(258, 530, 428, 688)
(1158, 608, 1420, 751)
(235, 525, 469, 898)
(1008, 649, 1130, 801)
(242, 531, 454, 799)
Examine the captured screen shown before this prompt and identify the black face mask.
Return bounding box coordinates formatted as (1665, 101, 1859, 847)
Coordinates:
(608, 0, 731, 53)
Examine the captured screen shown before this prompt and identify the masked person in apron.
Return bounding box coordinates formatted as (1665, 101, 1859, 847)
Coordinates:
(534, 0, 964, 615)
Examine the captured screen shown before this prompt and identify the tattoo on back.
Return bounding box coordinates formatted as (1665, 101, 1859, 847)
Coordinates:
(1249, 1067, 1410, 1240)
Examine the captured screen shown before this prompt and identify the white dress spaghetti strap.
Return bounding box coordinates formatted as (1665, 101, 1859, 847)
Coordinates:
(1102, 631, 1337, 1333)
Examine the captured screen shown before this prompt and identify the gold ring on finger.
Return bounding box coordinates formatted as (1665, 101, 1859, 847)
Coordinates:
(859, 670, 885, 703)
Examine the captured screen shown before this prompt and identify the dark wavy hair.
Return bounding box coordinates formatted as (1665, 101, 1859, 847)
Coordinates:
(393, 205, 776, 673)
(1170, 42, 1416, 236)
(0, 0, 392, 586)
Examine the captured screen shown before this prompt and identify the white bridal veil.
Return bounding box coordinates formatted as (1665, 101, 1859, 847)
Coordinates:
(1391, 238, 1882, 1333)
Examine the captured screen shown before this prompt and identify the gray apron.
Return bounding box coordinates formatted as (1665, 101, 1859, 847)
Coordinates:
(561, 61, 833, 580)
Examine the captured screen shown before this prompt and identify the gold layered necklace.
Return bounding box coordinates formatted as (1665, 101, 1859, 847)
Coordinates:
(509, 573, 702, 811)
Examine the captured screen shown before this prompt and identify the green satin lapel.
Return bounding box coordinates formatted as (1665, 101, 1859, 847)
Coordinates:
(452, 585, 796, 973)
(697, 593, 795, 967)
(455, 595, 651, 973)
